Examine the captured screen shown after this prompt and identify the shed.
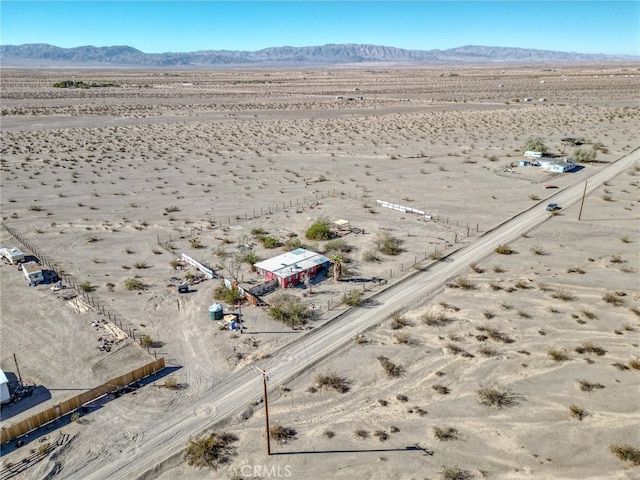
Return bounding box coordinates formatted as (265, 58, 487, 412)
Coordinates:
(0, 370, 10, 404)
(253, 248, 330, 288)
(22, 262, 44, 285)
(1, 247, 25, 264)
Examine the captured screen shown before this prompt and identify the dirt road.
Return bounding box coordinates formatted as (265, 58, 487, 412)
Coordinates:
(66, 148, 639, 480)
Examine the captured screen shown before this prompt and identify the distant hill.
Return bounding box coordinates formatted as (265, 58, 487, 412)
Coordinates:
(0, 43, 635, 67)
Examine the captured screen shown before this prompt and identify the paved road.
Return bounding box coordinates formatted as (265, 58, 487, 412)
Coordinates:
(70, 148, 639, 480)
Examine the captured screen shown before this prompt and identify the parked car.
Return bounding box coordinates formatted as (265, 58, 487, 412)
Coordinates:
(546, 203, 560, 211)
(544, 184, 558, 189)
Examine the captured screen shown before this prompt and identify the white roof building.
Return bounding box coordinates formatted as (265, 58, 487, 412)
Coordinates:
(0, 369, 10, 404)
(254, 248, 331, 287)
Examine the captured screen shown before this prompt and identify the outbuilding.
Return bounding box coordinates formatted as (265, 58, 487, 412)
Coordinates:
(0, 370, 10, 404)
(253, 248, 330, 288)
(22, 262, 44, 285)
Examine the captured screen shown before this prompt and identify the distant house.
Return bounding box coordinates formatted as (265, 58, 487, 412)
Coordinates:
(524, 151, 543, 159)
(253, 248, 330, 288)
(1, 247, 25, 264)
(22, 262, 44, 285)
(537, 157, 576, 173)
(519, 160, 533, 167)
(0, 370, 10, 404)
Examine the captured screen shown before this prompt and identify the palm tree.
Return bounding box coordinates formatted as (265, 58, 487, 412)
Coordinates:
(332, 254, 343, 282)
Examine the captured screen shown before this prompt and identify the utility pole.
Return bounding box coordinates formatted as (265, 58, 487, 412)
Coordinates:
(252, 366, 271, 455)
(13, 353, 23, 388)
(578, 181, 588, 221)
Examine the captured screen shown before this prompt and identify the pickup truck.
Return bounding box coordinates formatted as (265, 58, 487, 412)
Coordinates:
(546, 203, 560, 211)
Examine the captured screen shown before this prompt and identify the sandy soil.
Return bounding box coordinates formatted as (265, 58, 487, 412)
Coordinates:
(0, 65, 639, 479)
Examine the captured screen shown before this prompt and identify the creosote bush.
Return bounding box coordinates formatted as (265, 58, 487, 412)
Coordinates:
(610, 444, 640, 466)
(433, 427, 460, 442)
(547, 347, 570, 362)
(268, 293, 311, 327)
(342, 289, 362, 307)
(124, 277, 145, 291)
(476, 383, 523, 409)
(314, 372, 351, 393)
(305, 220, 332, 240)
(377, 356, 403, 378)
(439, 465, 473, 480)
(269, 424, 297, 444)
(569, 404, 588, 421)
(184, 431, 239, 469)
(495, 244, 513, 255)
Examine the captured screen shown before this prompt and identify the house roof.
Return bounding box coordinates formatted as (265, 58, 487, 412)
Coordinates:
(1, 247, 24, 259)
(254, 248, 330, 278)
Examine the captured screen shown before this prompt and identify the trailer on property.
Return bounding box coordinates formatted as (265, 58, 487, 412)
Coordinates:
(1, 247, 25, 264)
(22, 262, 44, 285)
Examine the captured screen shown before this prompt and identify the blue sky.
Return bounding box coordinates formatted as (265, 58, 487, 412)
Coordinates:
(1, 1, 638, 56)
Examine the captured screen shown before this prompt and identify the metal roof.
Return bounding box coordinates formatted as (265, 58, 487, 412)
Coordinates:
(254, 248, 330, 278)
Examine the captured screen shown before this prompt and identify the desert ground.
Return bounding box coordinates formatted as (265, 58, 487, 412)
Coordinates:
(0, 65, 639, 480)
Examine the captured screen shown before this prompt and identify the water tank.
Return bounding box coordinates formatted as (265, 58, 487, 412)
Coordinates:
(209, 303, 223, 320)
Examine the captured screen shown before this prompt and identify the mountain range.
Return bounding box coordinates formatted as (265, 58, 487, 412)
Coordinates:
(0, 43, 634, 67)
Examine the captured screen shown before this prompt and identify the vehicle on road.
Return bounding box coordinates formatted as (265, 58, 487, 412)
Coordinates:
(546, 203, 560, 211)
(544, 184, 558, 189)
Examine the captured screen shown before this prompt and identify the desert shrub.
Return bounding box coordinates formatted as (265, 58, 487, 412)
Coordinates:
(240, 251, 259, 266)
(134, 261, 148, 269)
(164, 377, 179, 389)
(580, 309, 598, 320)
(611, 362, 630, 371)
(488, 281, 502, 291)
(620, 235, 631, 244)
(432, 384, 450, 395)
(393, 332, 412, 345)
(124, 277, 145, 291)
(476, 383, 523, 408)
(439, 465, 473, 480)
(169, 259, 180, 269)
(469, 262, 484, 273)
(575, 341, 606, 356)
(422, 311, 452, 327)
(547, 347, 570, 362)
(190, 239, 204, 249)
(213, 285, 243, 305)
(141, 335, 154, 348)
(353, 429, 369, 440)
(283, 237, 303, 251)
(578, 380, 605, 392)
(269, 424, 297, 444)
(70, 412, 81, 423)
(342, 289, 362, 307)
(602, 290, 624, 306)
(314, 372, 350, 393)
(552, 289, 575, 301)
(324, 239, 352, 254)
(78, 281, 93, 292)
(390, 311, 412, 329)
(184, 431, 239, 468)
(530, 246, 546, 255)
(373, 430, 389, 442)
(569, 404, 588, 420)
(362, 250, 381, 262)
(523, 137, 547, 153)
(629, 358, 640, 370)
(251, 227, 267, 236)
(377, 356, 403, 378)
(514, 279, 529, 289)
(451, 276, 474, 290)
(38, 442, 51, 455)
(396, 393, 409, 402)
(323, 430, 335, 439)
(492, 265, 505, 273)
(374, 231, 401, 255)
(610, 444, 640, 466)
(433, 427, 460, 442)
(476, 326, 514, 344)
(305, 220, 332, 240)
(573, 148, 596, 163)
(567, 265, 585, 274)
(268, 293, 311, 327)
(495, 244, 513, 255)
(445, 341, 465, 355)
(478, 345, 499, 357)
(260, 235, 279, 249)
(353, 333, 368, 345)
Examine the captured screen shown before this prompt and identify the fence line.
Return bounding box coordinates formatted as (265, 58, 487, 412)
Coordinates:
(0, 223, 146, 351)
(0, 358, 165, 445)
